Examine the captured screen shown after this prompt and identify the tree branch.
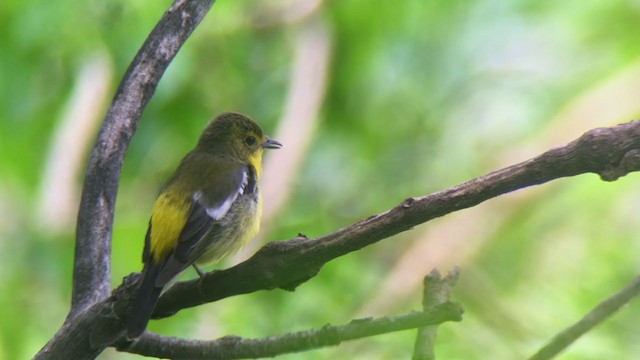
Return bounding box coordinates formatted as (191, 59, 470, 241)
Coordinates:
(36, 1, 216, 359)
(71, 0, 216, 315)
(413, 268, 460, 360)
(121, 302, 463, 359)
(37, 118, 640, 359)
(528, 275, 640, 360)
(151, 120, 640, 318)
(71, 0, 216, 316)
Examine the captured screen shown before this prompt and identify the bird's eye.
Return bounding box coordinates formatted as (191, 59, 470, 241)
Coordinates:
(245, 136, 256, 146)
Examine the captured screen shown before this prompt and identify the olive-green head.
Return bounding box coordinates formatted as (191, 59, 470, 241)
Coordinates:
(196, 112, 282, 162)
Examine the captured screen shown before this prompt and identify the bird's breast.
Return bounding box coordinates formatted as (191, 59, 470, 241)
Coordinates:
(196, 191, 262, 264)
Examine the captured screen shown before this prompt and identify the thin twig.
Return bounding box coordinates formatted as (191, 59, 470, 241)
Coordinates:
(123, 302, 464, 359)
(528, 275, 640, 360)
(413, 268, 460, 360)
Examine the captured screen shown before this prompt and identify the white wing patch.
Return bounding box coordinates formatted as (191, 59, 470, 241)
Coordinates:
(192, 171, 248, 221)
(239, 169, 248, 195)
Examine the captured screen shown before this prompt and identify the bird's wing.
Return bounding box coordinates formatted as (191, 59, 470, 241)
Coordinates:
(154, 162, 251, 287)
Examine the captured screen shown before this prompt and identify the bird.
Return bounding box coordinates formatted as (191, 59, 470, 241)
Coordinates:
(126, 112, 282, 339)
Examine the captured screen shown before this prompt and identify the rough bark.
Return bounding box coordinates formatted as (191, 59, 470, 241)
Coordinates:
(36, 1, 216, 359)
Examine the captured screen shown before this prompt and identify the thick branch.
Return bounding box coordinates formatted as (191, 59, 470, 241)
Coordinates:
(122, 302, 463, 359)
(36, 1, 216, 359)
(528, 275, 640, 360)
(152, 121, 640, 317)
(71, 0, 216, 316)
(71, 0, 216, 314)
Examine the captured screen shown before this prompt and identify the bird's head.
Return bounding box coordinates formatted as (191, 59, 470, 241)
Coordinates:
(197, 112, 282, 164)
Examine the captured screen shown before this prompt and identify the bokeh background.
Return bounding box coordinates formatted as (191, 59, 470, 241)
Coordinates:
(2, 0, 640, 359)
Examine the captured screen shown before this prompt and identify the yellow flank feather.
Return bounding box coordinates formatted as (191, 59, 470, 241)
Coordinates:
(150, 188, 190, 263)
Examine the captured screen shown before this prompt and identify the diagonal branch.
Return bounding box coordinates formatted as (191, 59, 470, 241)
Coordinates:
(151, 120, 640, 318)
(71, 0, 216, 316)
(37, 119, 640, 360)
(121, 302, 463, 359)
(528, 275, 640, 360)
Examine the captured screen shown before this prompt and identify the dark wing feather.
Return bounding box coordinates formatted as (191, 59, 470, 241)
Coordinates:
(155, 162, 248, 286)
(173, 201, 216, 260)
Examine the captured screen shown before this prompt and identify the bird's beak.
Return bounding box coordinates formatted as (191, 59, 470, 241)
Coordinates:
(262, 137, 282, 149)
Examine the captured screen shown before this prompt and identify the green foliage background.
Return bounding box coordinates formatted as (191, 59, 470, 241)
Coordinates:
(1, 0, 640, 359)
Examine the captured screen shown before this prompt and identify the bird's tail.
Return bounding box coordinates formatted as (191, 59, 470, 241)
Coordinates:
(126, 264, 163, 339)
